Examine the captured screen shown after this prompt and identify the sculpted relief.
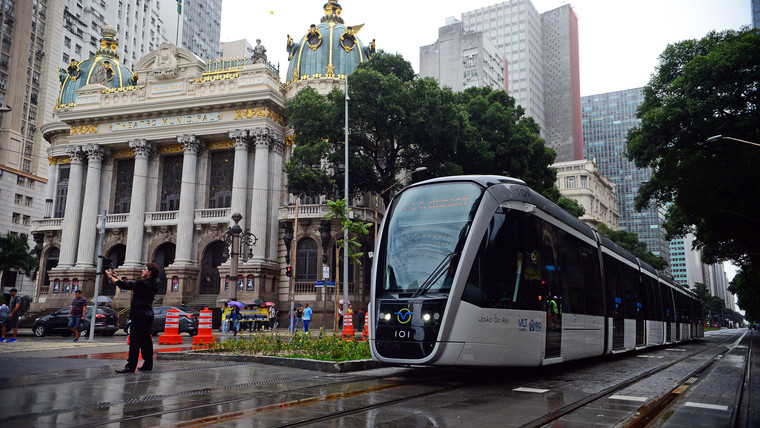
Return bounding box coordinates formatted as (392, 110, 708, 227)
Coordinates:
(153, 43, 179, 80)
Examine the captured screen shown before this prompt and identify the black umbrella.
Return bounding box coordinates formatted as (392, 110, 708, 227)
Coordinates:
(253, 299, 265, 306)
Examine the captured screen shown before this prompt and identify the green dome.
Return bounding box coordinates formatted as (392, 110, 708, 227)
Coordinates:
(56, 25, 137, 108)
(285, 1, 375, 84)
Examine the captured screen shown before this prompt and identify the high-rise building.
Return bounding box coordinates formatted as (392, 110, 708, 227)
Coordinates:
(420, 17, 506, 92)
(753, 0, 760, 29)
(582, 88, 670, 265)
(160, 0, 222, 62)
(461, 0, 583, 162)
(0, 0, 64, 293)
(670, 235, 734, 310)
(61, 0, 166, 69)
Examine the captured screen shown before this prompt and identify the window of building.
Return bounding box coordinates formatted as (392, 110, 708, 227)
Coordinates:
(580, 175, 588, 188)
(25, 196, 33, 206)
(16, 175, 25, 185)
(64, 36, 71, 48)
(54, 164, 70, 218)
(565, 176, 575, 189)
(14, 193, 22, 204)
(22, 215, 30, 225)
(160, 155, 182, 211)
(11, 212, 20, 223)
(113, 158, 134, 214)
(295, 238, 318, 281)
(208, 151, 233, 208)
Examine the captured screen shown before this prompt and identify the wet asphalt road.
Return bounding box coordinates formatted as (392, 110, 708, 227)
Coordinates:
(0, 328, 757, 427)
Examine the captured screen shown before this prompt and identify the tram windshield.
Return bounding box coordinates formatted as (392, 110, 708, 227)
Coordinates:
(377, 182, 484, 294)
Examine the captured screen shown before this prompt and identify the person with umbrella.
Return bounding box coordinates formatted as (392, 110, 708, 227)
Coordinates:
(228, 301, 243, 335)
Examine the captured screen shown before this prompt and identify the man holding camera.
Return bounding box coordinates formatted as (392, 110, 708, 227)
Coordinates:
(105, 263, 160, 373)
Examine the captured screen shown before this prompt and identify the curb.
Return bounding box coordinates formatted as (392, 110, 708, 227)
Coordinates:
(157, 351, 386, 373)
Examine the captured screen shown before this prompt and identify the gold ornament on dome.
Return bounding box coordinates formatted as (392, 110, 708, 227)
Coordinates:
(340, 27, 357, 53)
(285, 135, 295, 146)
(306, 25, 322, 51)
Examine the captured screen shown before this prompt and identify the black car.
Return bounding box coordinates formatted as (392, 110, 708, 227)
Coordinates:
(124, 305, 199, 336)
(33, 305, 119, 337)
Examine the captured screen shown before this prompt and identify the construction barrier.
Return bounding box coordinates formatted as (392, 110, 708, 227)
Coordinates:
(362, 314, 369, 341)
(192, 308, 216, 347)
(158, 308, 183, 345)
(342, 312, 355, 340)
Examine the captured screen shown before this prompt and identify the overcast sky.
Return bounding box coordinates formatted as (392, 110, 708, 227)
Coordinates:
(220, 0, 748, 283)
(220, 0, 751, 96)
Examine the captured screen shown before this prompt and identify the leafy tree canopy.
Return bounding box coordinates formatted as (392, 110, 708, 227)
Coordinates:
(597, 223, 668, 270)
(626, 29, 760, 269)
(0, 233, 38, 284)
(556, 197, 585, 218)
(285, 51, 558, 205)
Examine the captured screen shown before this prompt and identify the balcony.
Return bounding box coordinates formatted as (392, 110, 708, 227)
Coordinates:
(278, 204, 375, 224)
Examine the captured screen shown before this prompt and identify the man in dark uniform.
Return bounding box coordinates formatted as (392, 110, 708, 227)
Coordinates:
(105, 263, 160, 373)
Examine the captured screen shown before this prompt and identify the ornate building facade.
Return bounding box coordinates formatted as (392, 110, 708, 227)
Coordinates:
(32, 1, 376, 321)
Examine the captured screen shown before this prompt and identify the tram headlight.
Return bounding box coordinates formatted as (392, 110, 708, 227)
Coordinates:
(381, 312, 391, 321)
(422, 313, 431, 322)
(433, 312, 440, 321)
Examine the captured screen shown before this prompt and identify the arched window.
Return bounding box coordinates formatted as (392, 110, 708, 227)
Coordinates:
(296, 238, 318, 281)
(153, 242, 176, 295)
(43, 247, 59, 289)
(200, 240, 226, 294)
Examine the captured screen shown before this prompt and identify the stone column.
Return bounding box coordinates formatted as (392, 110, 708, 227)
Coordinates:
(44, 160, 58, 218)
(58, 146, 85, 268)
(173, 135, 202, 265)
(249, 127, 271, 262)
(75, 144, 107, 267)
(123, 139, 155, 267)
(229, 129, 250, 230)
(269, 135, 285, 261)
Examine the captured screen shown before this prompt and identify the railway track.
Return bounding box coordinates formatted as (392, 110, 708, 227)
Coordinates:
(3, 330, 751, 427)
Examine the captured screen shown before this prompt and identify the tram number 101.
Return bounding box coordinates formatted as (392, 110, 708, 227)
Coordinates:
(394, 330, 414, 339)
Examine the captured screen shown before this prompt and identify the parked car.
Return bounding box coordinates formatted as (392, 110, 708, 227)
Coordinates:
(33, 305, 119, 337)
(124, 305, 199, 336)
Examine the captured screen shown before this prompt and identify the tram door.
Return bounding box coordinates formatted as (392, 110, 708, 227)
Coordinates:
(664, 285, 673, 342)
(540, 222, 562, 359)
(604, 255, 625, 350)
(674, 293, 682, 341)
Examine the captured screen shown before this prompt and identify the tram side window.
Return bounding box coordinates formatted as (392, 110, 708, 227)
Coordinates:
(662, 285, 674, 322)
(462, 209, 543, 311)
(579, 243, 604, 316)
(646, 277, 663, 321)
(557, 229, 585, 315)
(603, 254, 624, 318)
(625, 266, 641, 319)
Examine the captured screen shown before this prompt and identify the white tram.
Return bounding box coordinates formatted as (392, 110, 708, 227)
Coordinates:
(369, 176, 703, 366)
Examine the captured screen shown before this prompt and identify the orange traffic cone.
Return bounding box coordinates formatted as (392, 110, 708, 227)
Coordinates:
(342, 312, 355, 340)
(362, 315, 369, 341)
(193, 308, 216, 348)
(158, 308, 183, 345)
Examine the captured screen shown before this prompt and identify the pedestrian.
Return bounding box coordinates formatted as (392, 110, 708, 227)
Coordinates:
(0, 297, 9, 341)
(268, 305, 277, 330)
(105, 263, 159, 373)
(296, 306, 303, 331)
(302, 303, 313, 333)
(68, 289, 87, 342)
(230, 304, 240, 336)
(357, 307, 366, 331)
(221, 304, 231, 333)
(1, 288, 21, 343)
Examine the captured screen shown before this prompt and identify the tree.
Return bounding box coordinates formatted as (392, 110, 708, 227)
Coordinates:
(286, 52, 560, 206)
(456, 87, 559, 199)
(0, 233, 37, 288)
(597, 224, 668, 270)
(556, 197, 586, 218)
(626, 29, 760, 269)
(728, 267, 760, 323)
(324, 198, 372, 266)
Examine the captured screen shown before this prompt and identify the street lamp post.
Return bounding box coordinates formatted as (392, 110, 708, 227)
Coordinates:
(706, 135, 760, 148)
(374, 167, 428, 243)
(224, 213, 257, 302)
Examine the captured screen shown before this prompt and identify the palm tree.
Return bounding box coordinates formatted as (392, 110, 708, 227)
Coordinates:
(0, 233, 37, 289)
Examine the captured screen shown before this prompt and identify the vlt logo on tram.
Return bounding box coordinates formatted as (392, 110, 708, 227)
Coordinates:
(395, 308, 413, 324)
